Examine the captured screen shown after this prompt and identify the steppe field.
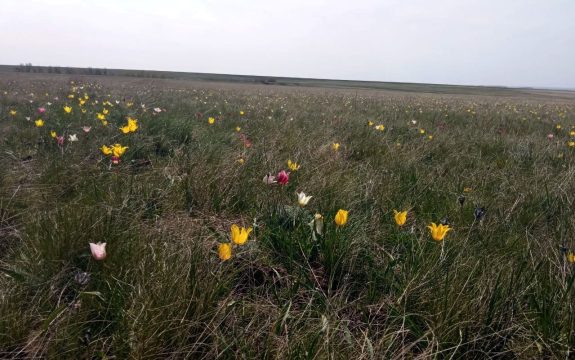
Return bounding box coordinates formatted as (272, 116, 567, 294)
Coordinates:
(1, 71, 575, 359)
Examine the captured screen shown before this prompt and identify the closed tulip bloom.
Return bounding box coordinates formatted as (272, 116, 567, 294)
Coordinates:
(50, 130, 57, 138)
(567, 252, 575, 264)
(276, 170, 290, 185)
(393, 210, 408, 226)
(314, 213, 324, 235)
(231, 224, 252, 245)
(335, 209, 348, 227)
(428, 222, 451, 241)
(297, 192, 312, 206)
(218, 243, 232, 261)
(89, 242, 107, 260)
(38, 107, 46, 114)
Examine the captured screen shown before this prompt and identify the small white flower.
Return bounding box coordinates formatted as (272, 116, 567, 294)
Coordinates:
(68, 134, 78, 142)
(297, 192, 312, 206)
(153, 107, 162, 113)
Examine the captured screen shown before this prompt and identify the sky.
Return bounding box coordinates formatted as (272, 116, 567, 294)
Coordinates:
(1, 0, 574, 88)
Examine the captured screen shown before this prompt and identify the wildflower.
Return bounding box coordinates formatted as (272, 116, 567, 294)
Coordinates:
(393, 210, 408, 226)
(101, 145, 112, 155)
(89, 242, 107, 260)
(68, 94, 75, 99)
(9, 110, 17, 116)
(569, 142, 575, 147)
(56, 136, 65, 146)
(97, 113, 106, 120)
(231, 224, 252, 245)
(238, 158, 245, 165)
(218, 243, 232, 261)
(68, 134, 78, 142)
(332, 142, 340, 152)
(50, 130, 57, 138)
(314, 213, 324, 235)
(375, 124, 385, 131)
(287, 159, 300, 171)
(570, 131, 575, 137)
(419, 129, 426, 134)
(111, 156, 120, 165)
(112, 144, 128, 157)
(335, 209, 349, 227)
(463, 187, 472, 193)
(235, 126, 241, 132)
(276, 170, 290, 185)
(556, 124, 562, 130)
(153, 107, 162, 113)
(120, 117, 138, 133)
(428, 135, 433, 140)
(240, 110, 245, 116)
(79, 99, 86, 106)
(297, 192, 312, 206)
(367, 121, 374, 126)
(567, 252, 575, 264)
(64, 105, 72, 114)
(208, 117, 216, 125)
(82, 126, 91, 133)
(102, 108, 109, 115)
(35, 119, 44, 127)
(38, 107, 46, 114)
(474, 207, 486, 221)
(263, 173, 276, 184)
(427, 222, 451, 241)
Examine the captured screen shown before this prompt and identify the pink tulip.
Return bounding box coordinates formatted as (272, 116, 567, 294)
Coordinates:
(38, 107, 46, 114)
(82, 126, 92, 133)
(276, 170, 290, 185)
(263, 174, 276, 184)
(56, 136, 64, 146)
(89, 242, 107, 260)
(111, 156, 120, 165)
(547, 134, 554, 140)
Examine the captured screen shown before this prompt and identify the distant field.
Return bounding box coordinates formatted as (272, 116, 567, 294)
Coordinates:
(1, 72, 575, 358)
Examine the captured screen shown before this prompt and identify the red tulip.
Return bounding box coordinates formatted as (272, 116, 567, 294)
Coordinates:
(276, 170, 290, 185)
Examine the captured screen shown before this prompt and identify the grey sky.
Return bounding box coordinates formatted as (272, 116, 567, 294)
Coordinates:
(1, 0, 574, 88)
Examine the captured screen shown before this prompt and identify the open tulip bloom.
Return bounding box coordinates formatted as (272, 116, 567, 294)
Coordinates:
(428, 222, 451, 241)
(297, 192, 312, 206)
(231, 224, 252, 245)
(393, 210, 408, 226)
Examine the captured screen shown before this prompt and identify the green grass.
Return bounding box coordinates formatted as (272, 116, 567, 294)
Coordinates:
(0, 74, 575, 358)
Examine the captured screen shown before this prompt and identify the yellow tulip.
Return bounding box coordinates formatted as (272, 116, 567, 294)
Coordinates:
(9, 110, 17, 116)
(112, 144, 128, 157)
(101, 145, 112, 155)
(367, 121, 374, 126)
(50, 130, 57, 138)
(335, 209, 348, 227)
(569, 141, 575, 148)
(428, 222, 451, 241)
(332, 142, 340, 152)
(103, 108, 109, 115)
(240, 110, 245, 116)
(97, 113, 106, 120)
(393, 210, 408, 226)
(35, 119, 44, 127)
(375, 124, 385, 131)
(567, 252, 575, 264)
(208, 117, 215, 124)
(64, 106, 72, 114)
(287, 159, 300, 171)
(231, 224, 252, 245)
(218, 243, 232, 261)
(235, 126, 241, 132)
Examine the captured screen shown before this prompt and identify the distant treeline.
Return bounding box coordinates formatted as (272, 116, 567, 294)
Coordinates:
(12, 64, 172, 78)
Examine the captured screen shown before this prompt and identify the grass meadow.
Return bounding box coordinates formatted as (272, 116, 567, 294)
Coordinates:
(1, 73, 575, 358)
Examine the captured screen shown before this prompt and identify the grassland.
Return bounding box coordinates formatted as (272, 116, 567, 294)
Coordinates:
(1, 72, 575, 359)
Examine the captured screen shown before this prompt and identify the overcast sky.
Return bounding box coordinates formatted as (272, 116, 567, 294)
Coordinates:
(1, 0, 574, 88)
